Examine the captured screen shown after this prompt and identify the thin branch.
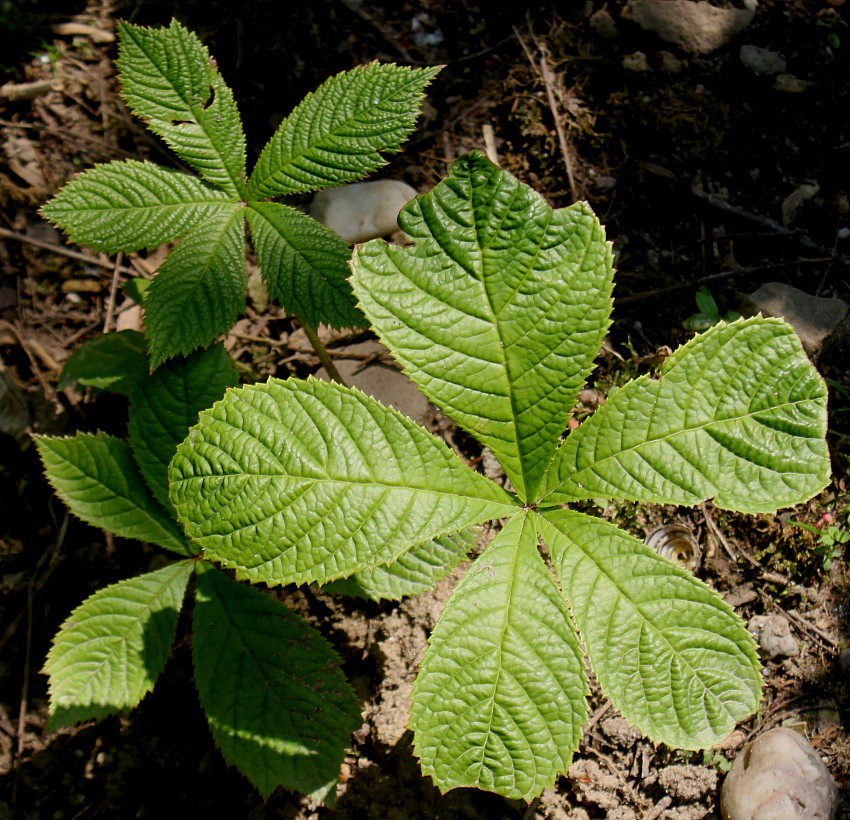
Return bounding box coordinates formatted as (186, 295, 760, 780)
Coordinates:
(297, 318, 348, 386)
(103, 252, 123, 333)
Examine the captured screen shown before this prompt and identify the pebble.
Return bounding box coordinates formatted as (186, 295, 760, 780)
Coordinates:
(622, 52, 650, 72)
(309, 179, 419, 244)
(747, 614, 798, 659)
(720, 727, 839, 820)
(739, 45, 787, 75)
(740, 282, 849, 353)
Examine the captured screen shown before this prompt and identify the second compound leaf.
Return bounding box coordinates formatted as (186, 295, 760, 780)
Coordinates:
(35, 432, 191, 556)
(247, 202, 363, 329)
(40, 161, 234, 254)
(45, 560, 194, 730)
(192, 562, 360, 802)
(247, 62, 441, 198)
(129, 343, 239, 510)
(144, 207, 246, 368)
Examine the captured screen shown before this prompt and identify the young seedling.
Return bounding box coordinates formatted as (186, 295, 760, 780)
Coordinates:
(36, 333, 360, 802)
(682, 285, 741, 332)
(169, 152, 830, 800)
(40, 20, 439, 368)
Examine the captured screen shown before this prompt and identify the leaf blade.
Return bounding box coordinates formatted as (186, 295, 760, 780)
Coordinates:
(351, 152, 613, 501)
(40, 160, 234, 254)
(144, 207, 246, 368)
(45, 560, 193, 730)
(129, 343, 239, 510)
(35, 432, 192, 555)
(322, 527, 477, 601)
(543, 317, 830, 512)
(246, 202, 363, 329)
(246, 62, 441, 198)
(410, 513, 587, 800)
(57, 330, 148, 395)
(192, 562, 360, 801)
(536, 509, 762, 750)
(169, 377, 516, 585)
(117, 20, 246, 196)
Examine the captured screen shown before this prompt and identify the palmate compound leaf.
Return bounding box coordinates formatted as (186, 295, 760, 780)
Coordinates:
(117, 20, 247, 197)
(144, 207, 246, 368)
(45, 560, 194, 731)
(40, 160, 235, 254)
(35, 433, 192, 556)
(129, 343, 239, 511)
(246, 202, 364, 329)
(351, 151, 613, 502)
(321, 527, 478, 601)
(534, 510, 762, 749)
(246, 62, 442, 199)
(192, 562, 360, 802)
(409, 513, 587, 800)
(541, 317, 830, 512)
(168, 377, 517, 586)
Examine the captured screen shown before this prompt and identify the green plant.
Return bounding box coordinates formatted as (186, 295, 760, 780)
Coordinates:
(682, 285, 741, 332)
(36, 332, 361, 802)
(788, 517, 849, 570)
(40, 20, 438, 368)
(169, 152, 831, 800)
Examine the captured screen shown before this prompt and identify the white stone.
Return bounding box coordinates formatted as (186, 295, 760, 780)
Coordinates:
(747, 614, 798, 659)
(309, 179, 419, 244)
(740, 282, 848, 353)
(721, 728, 839, 820)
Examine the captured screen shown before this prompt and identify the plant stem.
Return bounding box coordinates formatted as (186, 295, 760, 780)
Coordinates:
(297, 317, 347, 386)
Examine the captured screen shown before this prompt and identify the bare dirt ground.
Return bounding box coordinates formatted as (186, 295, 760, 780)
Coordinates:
(0, 1, 848, 817)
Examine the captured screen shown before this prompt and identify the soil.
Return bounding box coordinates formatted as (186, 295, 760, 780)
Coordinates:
(1, 1, 849, 818)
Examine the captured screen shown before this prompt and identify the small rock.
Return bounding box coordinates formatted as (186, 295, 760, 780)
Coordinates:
(316, 358, 433, 426)
(740, 282, 849, 353)
(622, 51, 650, 71)
(658, 50, 684, 72)
(720, 727, 839, 820)
(773, 73, 811, 93)
(623, 0, 756, 55)
(747, 614, 798, 659)
(309, 179, 419, 244)
(595, 174, 618, 191)
(839, 647, 850, 669)
(589, 6, 620, 38)
(739, 45, 787, 75)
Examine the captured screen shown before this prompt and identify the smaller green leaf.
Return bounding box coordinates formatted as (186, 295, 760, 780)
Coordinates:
(144, 207, 246, 368)
(410, 513, 587, 800)
(57, 330, 148, 394)
(193, 562, 360, 802)
(247, 62, 441, 198)
(40, 160, 234, 254)
(129, 344, 239, 510)
(117, 20, 247, 196)
(45, 560, 193, 730)
(247, 202, 364, 329)
(35, 433, 192, 556)
(322, 527, 477, 601)
(121, 278, 151, 306)
(535, 509, 762, 750)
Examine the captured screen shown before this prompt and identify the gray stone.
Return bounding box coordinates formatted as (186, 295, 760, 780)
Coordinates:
(739, 44, 787, 75)
(721, 728, 839, 819)
(747, 614, 798, 659)
(309, 179, 419, 244)
(623, 0, 756, 55)
(740, 283, 848, 353)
